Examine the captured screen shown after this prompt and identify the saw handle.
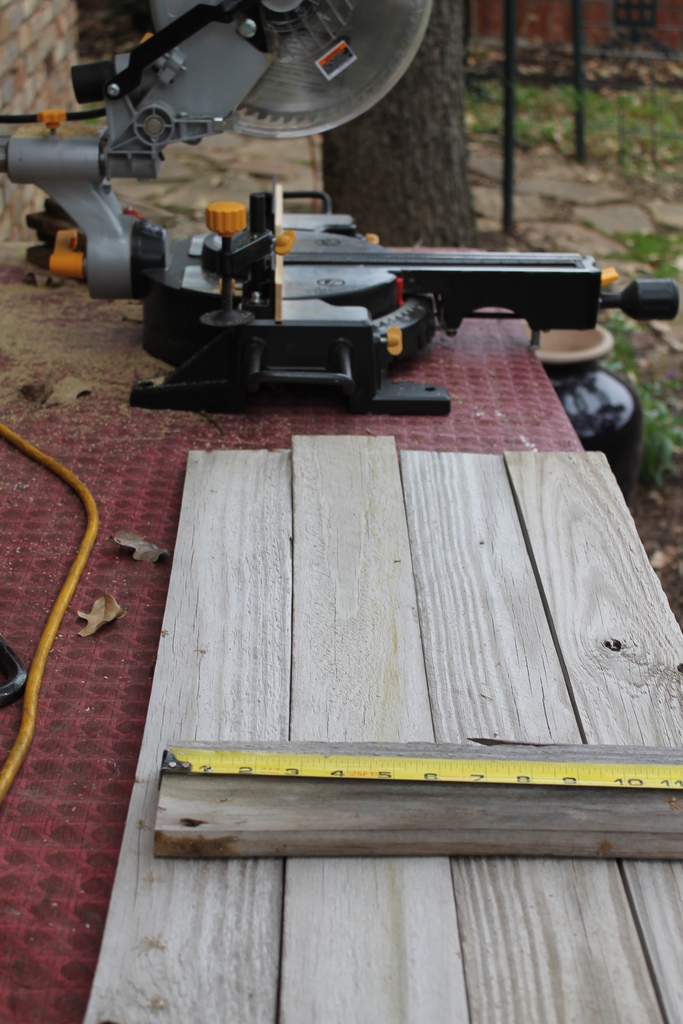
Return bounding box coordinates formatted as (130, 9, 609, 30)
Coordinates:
(601, 278, 679, 321)
(0, 634, 27, 708)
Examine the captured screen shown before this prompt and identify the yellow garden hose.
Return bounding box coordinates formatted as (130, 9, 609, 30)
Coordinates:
(0, 421, 99, 804)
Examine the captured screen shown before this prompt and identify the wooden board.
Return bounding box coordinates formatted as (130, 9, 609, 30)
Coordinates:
(154, 743, 683, 859)
(84, 451, 293, 1024)
(401, 451, 663, 1024)
(86, 443, 683, 1023)
(506, 450, 683, 1024)
(274, 182, 283, 322)
(278, 436, 469, 1024)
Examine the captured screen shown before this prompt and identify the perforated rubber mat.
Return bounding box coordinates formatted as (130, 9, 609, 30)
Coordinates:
(0, 247, 580, 1022)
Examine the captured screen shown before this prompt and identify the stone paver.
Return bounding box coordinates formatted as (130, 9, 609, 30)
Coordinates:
(521, 221, 626, 256)
(517, 178, 627, 205)
(472, 186, 553, 222)
(110, 133, 321, 240)
(575, 203, 653, 236)
(469, 154, 504, 182)
(649, 200, 683, 231)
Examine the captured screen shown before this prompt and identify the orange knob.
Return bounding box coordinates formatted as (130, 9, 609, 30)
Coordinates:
(601, 266, 620, 286)
(386, 326, 403, 357)
(49, 229, 84, 280)
(274, 230, 296, 256)
(206, 201, 247, 237)
(37, 109, 66, 131)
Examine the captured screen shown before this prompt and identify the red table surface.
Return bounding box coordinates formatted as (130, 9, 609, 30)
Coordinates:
(0, 256, 580, 1023)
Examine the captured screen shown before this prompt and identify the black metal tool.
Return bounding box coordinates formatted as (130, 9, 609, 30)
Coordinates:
(130, 190, 680, 417)
(0, 634, 28, 707)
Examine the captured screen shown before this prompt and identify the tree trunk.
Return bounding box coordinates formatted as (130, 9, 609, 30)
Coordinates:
(322, 0, 475, 247)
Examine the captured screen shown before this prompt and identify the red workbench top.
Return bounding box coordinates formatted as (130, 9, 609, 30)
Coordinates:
(0, 247, 580, 1023)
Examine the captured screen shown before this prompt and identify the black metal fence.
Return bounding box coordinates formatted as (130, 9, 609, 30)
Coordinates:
(468, 0, 683, 231)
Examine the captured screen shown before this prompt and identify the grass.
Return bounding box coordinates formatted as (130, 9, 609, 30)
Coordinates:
(604, 312, 683, 486)
(611, 232, 683, 277)
(465, 81, 683, 175)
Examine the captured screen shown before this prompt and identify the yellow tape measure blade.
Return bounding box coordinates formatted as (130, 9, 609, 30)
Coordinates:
(165, 749, 683, 790)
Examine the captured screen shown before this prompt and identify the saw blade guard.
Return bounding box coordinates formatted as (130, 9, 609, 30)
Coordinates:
(236, 0, 432, 137)
(151, 0, 433, 137)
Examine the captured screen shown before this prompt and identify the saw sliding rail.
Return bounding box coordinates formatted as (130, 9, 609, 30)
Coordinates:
(132, 243, 678, 416)
(285, 250, 678, 332)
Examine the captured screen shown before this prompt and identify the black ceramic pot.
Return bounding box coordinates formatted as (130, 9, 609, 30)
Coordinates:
(545, 361, 643, 503)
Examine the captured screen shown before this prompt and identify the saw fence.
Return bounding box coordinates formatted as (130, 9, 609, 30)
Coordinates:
(84, 437, 683, 1024)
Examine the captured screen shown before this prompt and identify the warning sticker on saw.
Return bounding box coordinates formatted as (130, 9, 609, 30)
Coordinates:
(316, 40, 357, 81)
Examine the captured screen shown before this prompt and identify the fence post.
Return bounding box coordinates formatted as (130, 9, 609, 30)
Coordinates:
(573, 0, 586, 162)
(503, 0, 516, 233)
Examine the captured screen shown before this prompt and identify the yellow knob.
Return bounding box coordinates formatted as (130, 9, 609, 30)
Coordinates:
(275, 230, 296, 256)
(386, 326, 403, 357)
(601, 266, 620, 286)
(206, 201, 247, 237)
(365, 233, 380, 245)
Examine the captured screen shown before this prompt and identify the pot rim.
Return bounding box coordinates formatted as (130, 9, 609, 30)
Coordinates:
(534, 324, 614, 365)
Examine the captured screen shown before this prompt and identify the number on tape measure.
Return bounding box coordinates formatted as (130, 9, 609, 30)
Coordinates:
(163, 748, 683, 790)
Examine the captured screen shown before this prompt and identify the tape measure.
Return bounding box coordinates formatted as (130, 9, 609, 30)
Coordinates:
(164, 748, 683, 790)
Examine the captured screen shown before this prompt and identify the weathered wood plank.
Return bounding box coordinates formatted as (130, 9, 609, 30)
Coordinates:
(155, 771, 683, 860)
(504, 450, 683, 747)
(84, 451, 292, 1024)
(506, 449, 683, 1024)
(278, 436, 468, 1024)
(401, 451, 662, 1024)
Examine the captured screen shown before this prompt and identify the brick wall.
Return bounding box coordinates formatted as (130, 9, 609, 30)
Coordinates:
(0, 0, 79, 240)
(474, 0, 683, 52)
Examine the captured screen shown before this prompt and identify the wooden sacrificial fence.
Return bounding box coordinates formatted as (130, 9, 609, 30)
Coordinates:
(85, 437, 683, 1024)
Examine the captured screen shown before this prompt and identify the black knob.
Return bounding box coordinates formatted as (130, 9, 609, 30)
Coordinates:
(250, 193, 268, 234)
(601, 278, 679, 321)
(71, 60, 115, 104)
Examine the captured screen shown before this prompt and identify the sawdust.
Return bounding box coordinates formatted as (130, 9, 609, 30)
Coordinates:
(0, 243, 171, 410)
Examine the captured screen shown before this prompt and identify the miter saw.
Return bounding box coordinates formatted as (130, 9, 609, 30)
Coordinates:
(0, 0, 679, 414)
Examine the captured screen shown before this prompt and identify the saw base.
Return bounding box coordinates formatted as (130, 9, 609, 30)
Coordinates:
(135, 213, 449, 415)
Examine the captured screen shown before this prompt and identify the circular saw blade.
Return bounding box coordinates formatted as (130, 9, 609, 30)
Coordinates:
(228, 0, 433, 137)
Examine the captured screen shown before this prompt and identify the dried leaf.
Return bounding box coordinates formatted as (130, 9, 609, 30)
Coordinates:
(77, 593, 126, 637)
(20, 383, 44, 403)
(113, 529, 169, 563)
(44, 376, 92, 407)
(20, 376, 54, 404)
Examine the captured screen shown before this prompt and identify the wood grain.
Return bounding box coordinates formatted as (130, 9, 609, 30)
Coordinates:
(155, 771, 683, 859)
(402, 451, 662, 1024)
(84, 451, 293, 1024)
(278, 436, 468, 1024)
(506, 450, 683, 1024)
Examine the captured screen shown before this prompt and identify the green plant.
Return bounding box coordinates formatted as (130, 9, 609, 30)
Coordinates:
(611, 233, 683, 278)
(465, 82, 683, 175)
(604, 312, 683, 486)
